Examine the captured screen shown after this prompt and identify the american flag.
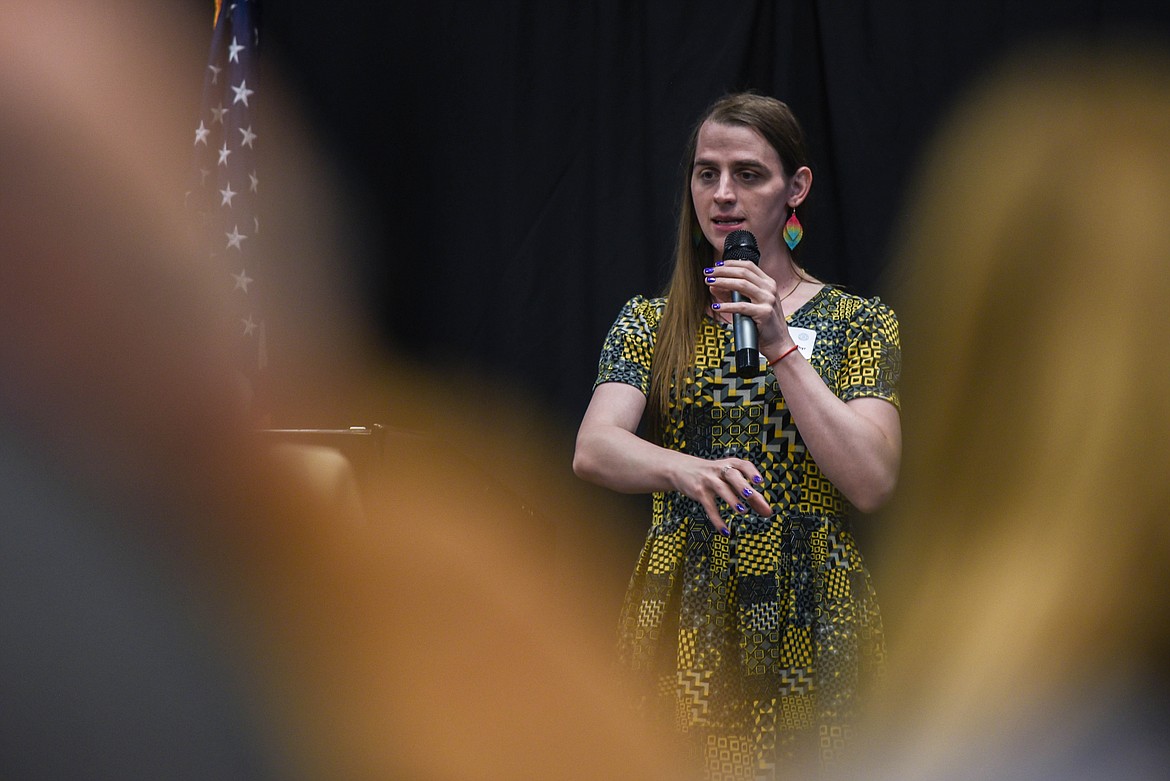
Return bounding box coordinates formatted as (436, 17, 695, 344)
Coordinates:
(188, 0, 265, 416)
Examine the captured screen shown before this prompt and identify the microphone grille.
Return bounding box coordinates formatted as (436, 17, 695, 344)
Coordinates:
(722, 229, 759, 262)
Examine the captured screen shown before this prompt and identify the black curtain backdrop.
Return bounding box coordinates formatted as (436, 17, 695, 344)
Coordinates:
(160, 0, 1170, 654)
(253, 0, 1170, 432)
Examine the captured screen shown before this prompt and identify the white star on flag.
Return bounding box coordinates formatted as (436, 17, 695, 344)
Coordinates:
(231, 79, 253, 107)
(225, 225, 246, 250)
(187, 0, 266, 414)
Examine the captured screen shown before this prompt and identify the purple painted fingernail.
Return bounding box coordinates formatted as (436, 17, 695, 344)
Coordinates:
(752, 475, 763, 484)
(735, 503, 747, 513)
(705, 276, 716, 284)
(715, 261, 725, 266)
(711, 302, 721, 310)
(742, 488, 753, 498)
(719, 527, 730, 536)
(703, 267, 713, 274)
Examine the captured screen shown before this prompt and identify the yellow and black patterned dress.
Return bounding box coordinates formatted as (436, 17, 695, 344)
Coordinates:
(593, 286, 900, 780)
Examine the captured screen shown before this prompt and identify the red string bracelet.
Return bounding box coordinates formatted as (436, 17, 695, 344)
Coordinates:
(766, 345, 800, 367)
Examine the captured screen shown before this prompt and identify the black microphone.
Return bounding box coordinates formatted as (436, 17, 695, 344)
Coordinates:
(723, 230, 761, 377)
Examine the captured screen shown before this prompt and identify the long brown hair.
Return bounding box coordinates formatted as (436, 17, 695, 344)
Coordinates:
(647, 93, 812, 438)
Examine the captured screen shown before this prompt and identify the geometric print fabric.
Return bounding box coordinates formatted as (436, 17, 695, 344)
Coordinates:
(598, 287, 901, 779)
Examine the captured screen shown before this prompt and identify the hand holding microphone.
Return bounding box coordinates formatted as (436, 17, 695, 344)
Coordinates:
(722, 230, 762, 377)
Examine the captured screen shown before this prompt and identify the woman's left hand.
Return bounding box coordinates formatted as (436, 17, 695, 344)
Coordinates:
(705, 260, 794, 356)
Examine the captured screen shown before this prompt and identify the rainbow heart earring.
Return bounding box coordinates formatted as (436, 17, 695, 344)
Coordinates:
(783, 208, 803, 251)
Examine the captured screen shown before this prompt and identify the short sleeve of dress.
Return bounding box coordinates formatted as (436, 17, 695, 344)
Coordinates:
(592, 295, 664, 396)
(838, 297, 902, 409)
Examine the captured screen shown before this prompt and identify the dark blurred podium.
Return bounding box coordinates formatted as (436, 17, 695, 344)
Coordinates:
(256, 425, 388, 515)
(257, 425, 387, 465)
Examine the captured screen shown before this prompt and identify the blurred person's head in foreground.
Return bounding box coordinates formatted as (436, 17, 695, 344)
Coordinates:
(0, 2, 689, 779)
(857, 36, 1170, 780)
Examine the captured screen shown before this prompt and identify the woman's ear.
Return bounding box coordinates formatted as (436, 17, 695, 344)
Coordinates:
(788, 166, 813, 207)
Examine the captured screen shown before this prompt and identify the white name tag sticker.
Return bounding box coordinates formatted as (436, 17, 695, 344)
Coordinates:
(788, 326, 817, 359)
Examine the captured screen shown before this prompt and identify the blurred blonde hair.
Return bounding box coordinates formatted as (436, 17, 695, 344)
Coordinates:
(864, 37, 1170, 775)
